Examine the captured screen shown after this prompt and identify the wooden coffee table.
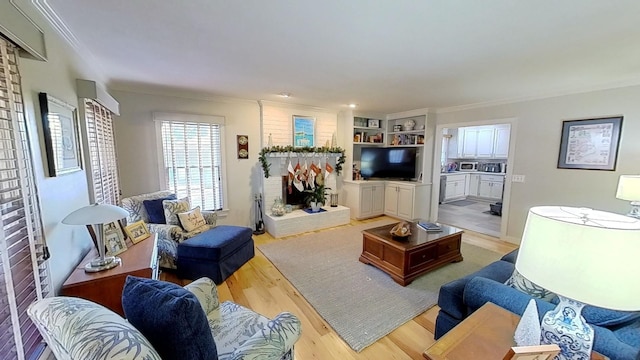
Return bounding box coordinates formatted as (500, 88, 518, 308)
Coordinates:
(423, 302, 607, 360)
(359, 222, 463, 286)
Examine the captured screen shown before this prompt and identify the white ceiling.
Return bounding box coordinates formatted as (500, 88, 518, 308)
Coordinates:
(43, 0, 640, 114)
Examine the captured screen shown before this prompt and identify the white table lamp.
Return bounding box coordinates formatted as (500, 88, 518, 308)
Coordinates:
(516, 206, 640, 359)
(62, 203, 129, 272)
(616, 175, 640, 218)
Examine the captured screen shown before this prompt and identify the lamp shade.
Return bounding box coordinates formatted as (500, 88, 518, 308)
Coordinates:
(62, 203, 128, 225)
(616, 175, 640, 201)
(515, 206, 640, 311)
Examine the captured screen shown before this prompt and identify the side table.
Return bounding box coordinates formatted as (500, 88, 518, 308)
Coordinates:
(423, 302, 607, 360)
(60, 233, 159, 316)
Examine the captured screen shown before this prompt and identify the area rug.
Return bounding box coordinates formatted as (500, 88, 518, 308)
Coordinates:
(447, 199, 476, 206)
(257, 219, 503, 352)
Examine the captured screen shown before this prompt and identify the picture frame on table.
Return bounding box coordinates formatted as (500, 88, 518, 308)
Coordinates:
(38, 93, 82, 177)
(104, 221, 127, 256)
(557, 116, 623, 171)
(124, 220, 151, 244)
(503, 345, 560, 360)
(292, 115, 315, 148)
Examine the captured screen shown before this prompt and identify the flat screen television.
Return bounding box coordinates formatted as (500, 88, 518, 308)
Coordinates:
(360, 147, 417, 180)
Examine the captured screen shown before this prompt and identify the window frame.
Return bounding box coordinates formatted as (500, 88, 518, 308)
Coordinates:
(153, 112, 228, 215)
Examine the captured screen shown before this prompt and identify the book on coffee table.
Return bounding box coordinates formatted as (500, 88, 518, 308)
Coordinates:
(417, 222, 442, 232)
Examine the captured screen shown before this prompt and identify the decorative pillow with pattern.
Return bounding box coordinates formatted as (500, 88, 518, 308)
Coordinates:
(163, 197, 190, 226)
(178, 206, 208, 232)
(505, 269, 556, 301)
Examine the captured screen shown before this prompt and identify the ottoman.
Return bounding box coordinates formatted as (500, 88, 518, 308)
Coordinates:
(177, 225, 254, 284)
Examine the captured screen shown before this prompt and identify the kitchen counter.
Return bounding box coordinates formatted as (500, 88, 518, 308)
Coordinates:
(441, 171, 506, 176)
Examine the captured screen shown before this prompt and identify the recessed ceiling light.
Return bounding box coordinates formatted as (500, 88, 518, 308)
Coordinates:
(349, 103, 358, 108)
(279, 92, 291, 98)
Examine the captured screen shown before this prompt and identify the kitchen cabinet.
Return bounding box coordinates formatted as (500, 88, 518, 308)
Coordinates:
(443, 173, 468, 202)
(478, 174, 504, 200)
(343, 180, 385, 219)
(384, 181, 430, 221)
(468, 174, 481, 196)
(456, 125, 510, 159)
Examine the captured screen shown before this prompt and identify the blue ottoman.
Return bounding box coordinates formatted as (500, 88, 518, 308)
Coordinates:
(177, 225, 254, 284)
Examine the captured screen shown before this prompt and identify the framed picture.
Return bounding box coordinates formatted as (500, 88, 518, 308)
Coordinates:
(367, 119, 380, 128)
(124, 220, 151, 244)
(104, 221, 127, 256)
(292, 115, 315, 148)
(38, 93, 82, 176)
(557, 116, 623, 171)
(503, 345, 560, 360)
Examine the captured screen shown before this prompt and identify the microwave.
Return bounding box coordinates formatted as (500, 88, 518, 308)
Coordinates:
(459, 161, 479, 171)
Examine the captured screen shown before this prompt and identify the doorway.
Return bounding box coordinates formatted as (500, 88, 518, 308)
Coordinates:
(430, 119, 516, 239)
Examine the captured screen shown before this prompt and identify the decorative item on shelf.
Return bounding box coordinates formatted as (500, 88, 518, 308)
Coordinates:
(393, 124, 402, 132)
(354, 117, 367, 127)
(124, 220, 151, 244)
(267, 133, 273, 147)
(62, 203, 129, 272)
(271, 197, 286, 217)
(354, 134, 361, 142)
(331, 132, 337, 147)
(389, 222, 411, 238)
(616, 175, 640, 218)
(402, 119, 416, 131)
(515, 206, 640, 360)
(367, 119, 379, 128)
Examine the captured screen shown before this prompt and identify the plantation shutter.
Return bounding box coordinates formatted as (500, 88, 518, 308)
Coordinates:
(160, 120, 223, 210)
(84, 99, 120, 205)
(0, 37, 50, 360)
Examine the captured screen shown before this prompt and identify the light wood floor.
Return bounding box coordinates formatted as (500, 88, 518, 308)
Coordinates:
(438, 199, 502, 237)
(162, 216, 518, 360)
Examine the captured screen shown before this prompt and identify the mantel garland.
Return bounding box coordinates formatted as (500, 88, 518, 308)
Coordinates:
(259, 145, 346, 178)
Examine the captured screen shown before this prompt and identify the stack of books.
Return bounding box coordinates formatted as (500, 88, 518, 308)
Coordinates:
(417, 221, 442, 232)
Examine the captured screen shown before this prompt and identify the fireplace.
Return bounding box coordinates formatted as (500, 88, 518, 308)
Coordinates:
(281, 176, 307, 208)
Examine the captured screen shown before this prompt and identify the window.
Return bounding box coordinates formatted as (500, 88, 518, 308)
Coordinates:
(0, 37, 50, 360)
(155, 113, 225, 211)
(82, 99, 120, 205)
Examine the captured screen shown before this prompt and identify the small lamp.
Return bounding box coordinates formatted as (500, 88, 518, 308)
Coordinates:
(616, 175, 640, 218)
(62, 203, 129, 273)
(516, 206, 640, 359)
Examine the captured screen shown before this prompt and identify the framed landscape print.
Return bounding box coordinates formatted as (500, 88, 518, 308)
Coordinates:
(39, 93, 82, 176)
(557, 116, 623, 171)
(292, 115, 315, 148)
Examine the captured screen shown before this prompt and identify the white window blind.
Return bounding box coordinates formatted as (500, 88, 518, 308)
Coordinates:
(83, 99, 120, 205)
(159, 119, 224, 210)
(0, 37, 50, 360)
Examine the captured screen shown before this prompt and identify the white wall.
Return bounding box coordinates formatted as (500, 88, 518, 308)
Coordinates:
(111, 90, 260, 227)
(435, 86, 640, 241)
(10, 0, 108, 293)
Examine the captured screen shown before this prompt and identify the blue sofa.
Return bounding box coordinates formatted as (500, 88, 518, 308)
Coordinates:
(435, 250, 640, 360)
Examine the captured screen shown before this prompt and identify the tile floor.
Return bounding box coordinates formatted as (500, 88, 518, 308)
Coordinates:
(437, 199, 502, 237)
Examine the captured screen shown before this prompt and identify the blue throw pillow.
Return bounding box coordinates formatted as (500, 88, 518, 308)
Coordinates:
(122, 276, 217, 360)
(143, 194, 176, 224)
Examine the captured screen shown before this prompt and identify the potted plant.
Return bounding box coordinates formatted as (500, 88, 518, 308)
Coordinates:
(304, 184, 330, 212)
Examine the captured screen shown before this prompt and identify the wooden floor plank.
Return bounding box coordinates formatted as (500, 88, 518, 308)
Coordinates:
(161, 215, 518, 359)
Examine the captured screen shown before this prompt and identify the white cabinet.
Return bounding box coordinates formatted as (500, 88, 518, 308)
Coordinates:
(493, 125, 510, 158)
(456, 125, 510, 159)
(478, 174, 504, 200)
(343, 181, 385, 219)
(468, 174, 481, 196)
(443, 174, 468, 202)
(384, 181, 430, 221)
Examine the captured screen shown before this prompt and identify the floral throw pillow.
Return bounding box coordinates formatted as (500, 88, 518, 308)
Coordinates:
(178, 206, 208, 232)
(505, 269, 556, 301)
(163, 197, 190, 226)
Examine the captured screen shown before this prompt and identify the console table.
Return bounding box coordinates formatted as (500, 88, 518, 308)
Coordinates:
(60, 233, 159, 316)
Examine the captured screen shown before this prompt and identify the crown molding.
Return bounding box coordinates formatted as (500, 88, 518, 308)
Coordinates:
(32, 0, 80, 49)
(436, 78, 640, 114)
(110, 85, 259, 106)
(386, 107, 432, 120)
